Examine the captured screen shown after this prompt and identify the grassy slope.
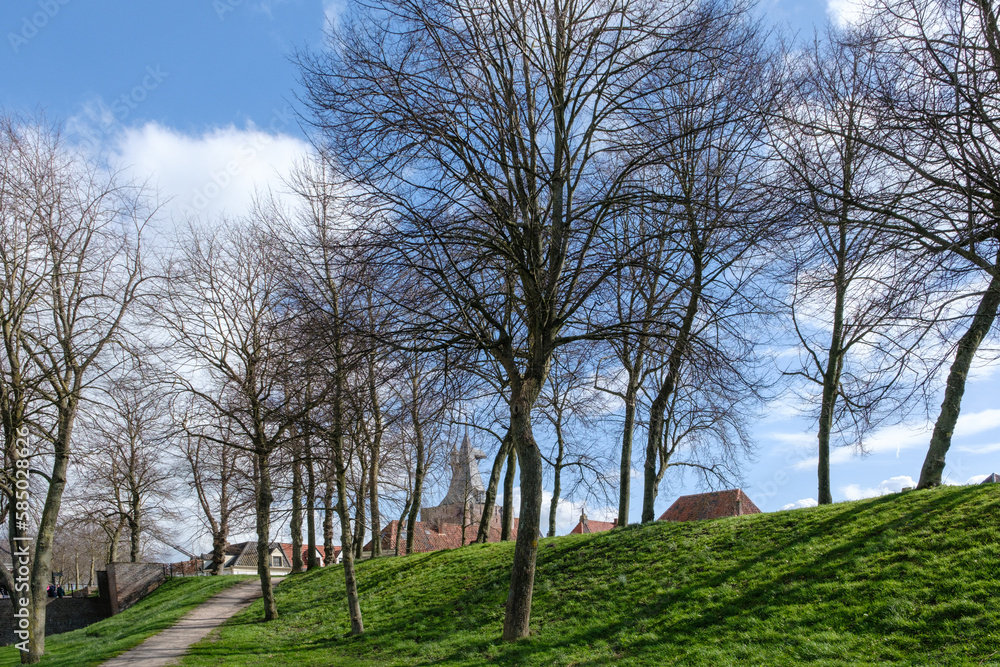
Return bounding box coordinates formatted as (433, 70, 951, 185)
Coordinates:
(180, 485, 1000, 666)
(0, 575, 251, 667)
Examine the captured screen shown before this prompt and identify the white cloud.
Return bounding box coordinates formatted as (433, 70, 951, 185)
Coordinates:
(323, 0, 346, 28)
(964, 474, 990, 485)
(956, 442, 1000, 455)
(781, 498, 818, 510)
(827, 0, 865, 26)
(109, 121, 310, 224)
(953, 409, 1000, 437)
(790, 407, 1000, 472)
(841, 475, 915, 501)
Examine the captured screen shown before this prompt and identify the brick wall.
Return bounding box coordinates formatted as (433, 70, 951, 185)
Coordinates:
(106, 562, 165, 614)
(0, 598, 111, 645)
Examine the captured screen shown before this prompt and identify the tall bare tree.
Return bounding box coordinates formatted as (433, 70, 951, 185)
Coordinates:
(0, 115, 150, 663)
(157, 219, 312, 621)
(843, 0, 1000, 487)
(633, 5, 776, 522)
(771, 27, 935, 504)
(300, 0, 733, 639)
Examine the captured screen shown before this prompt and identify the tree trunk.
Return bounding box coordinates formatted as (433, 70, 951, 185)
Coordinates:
(475, 432, 510, 543)
(640, 256, 702, 523)
(367, 357, 383, 557)
(335, 469, 364, 634)
(547, 414, 565, 538)
(305, 441, 319, 569)
(617, 374, 639, 527)
(290, 441, 304, 574)
(919, 266, 1000, 487)
(254, 447, 278, 621)
(211, 516, 227, 575)
(329, 287, 363, 634)
(368, 454, 381, 557)
(353, 472, 366, 560)
(128, 491, 141, 563)
(641, 393, 667, 523)
(502, 389, 543, 641)
(501, 446, 516, 542)
(405, 374, 426, 554)
(395, 495, 411, 555)
(322, 480, 334, 566)
(25, 404, 76, 663)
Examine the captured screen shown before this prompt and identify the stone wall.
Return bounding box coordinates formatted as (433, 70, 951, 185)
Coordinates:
(0, 598, 110, 645)
(0, 562, 166, 646)
(106, 562, 165, 614)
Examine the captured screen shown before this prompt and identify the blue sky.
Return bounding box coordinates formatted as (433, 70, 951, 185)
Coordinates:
(2, 0, 996, 542)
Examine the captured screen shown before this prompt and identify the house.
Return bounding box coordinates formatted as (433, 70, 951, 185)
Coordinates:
(657, 489, 761, 522)
(215, 542, 335, 574)
(982, 473, 1000, 484)
(365, 434, 519, 555)
(568, 513, 617, 534)
(277, 543, 331, 568)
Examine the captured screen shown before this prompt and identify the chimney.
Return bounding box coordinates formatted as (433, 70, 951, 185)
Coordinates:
(612, 517, 618, 527)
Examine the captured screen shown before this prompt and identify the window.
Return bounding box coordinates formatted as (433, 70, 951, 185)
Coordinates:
(271, 556, 282, 567)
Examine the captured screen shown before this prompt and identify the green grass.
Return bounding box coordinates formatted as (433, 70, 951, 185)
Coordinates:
(179, 485, 1000, 666)
(0, 575, 251, 667)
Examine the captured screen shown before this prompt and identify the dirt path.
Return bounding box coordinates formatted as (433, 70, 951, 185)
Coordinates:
(100, 578, 280, 667)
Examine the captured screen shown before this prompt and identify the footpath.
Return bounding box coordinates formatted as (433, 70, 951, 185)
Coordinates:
(100, 578, 280, 667)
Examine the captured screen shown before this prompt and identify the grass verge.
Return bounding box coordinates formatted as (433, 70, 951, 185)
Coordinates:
(0, 575, 251, 667)
(180, 485, 999, 666)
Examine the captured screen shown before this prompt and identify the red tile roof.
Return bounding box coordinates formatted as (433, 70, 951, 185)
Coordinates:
(569, 516, 617, 534)
(657, 489, 761, 522)
(277, 543, 327, 567)
(366, 518, 519, 555)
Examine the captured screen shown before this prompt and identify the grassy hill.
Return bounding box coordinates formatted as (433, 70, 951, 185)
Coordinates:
(0, 575, 250, 667)
(174, 484, 1000, 666)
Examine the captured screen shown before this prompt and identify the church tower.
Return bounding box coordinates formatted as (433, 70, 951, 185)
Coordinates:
(420, 433, 500, 530)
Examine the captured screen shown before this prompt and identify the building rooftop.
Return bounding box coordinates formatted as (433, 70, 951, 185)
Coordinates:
(657, 489, 761, 522)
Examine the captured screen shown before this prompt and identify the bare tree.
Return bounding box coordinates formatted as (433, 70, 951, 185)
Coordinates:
(770, 27, 936, 504)
(175, 402, 253, 575)
(633, 5, 777, 523)
(268, 161, 371, 635)
(77, 360, 178, 562)
(842, 0, 1000, 487)
(537, 349, 609, 536)
(157, 218, 312, 621)
(300, 0, 731, 639)
(0, 115, 150, 663)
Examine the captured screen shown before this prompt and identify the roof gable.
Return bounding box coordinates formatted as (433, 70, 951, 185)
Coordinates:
(366, 518, 520, 555)
(658, 489, 761, 522)
(569, 516, 617, 534)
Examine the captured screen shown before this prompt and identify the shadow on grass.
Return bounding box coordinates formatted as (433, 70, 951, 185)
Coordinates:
(185, 487, 1000, 666)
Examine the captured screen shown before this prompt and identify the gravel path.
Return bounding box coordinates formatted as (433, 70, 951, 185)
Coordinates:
(100, 578, 279, 667)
